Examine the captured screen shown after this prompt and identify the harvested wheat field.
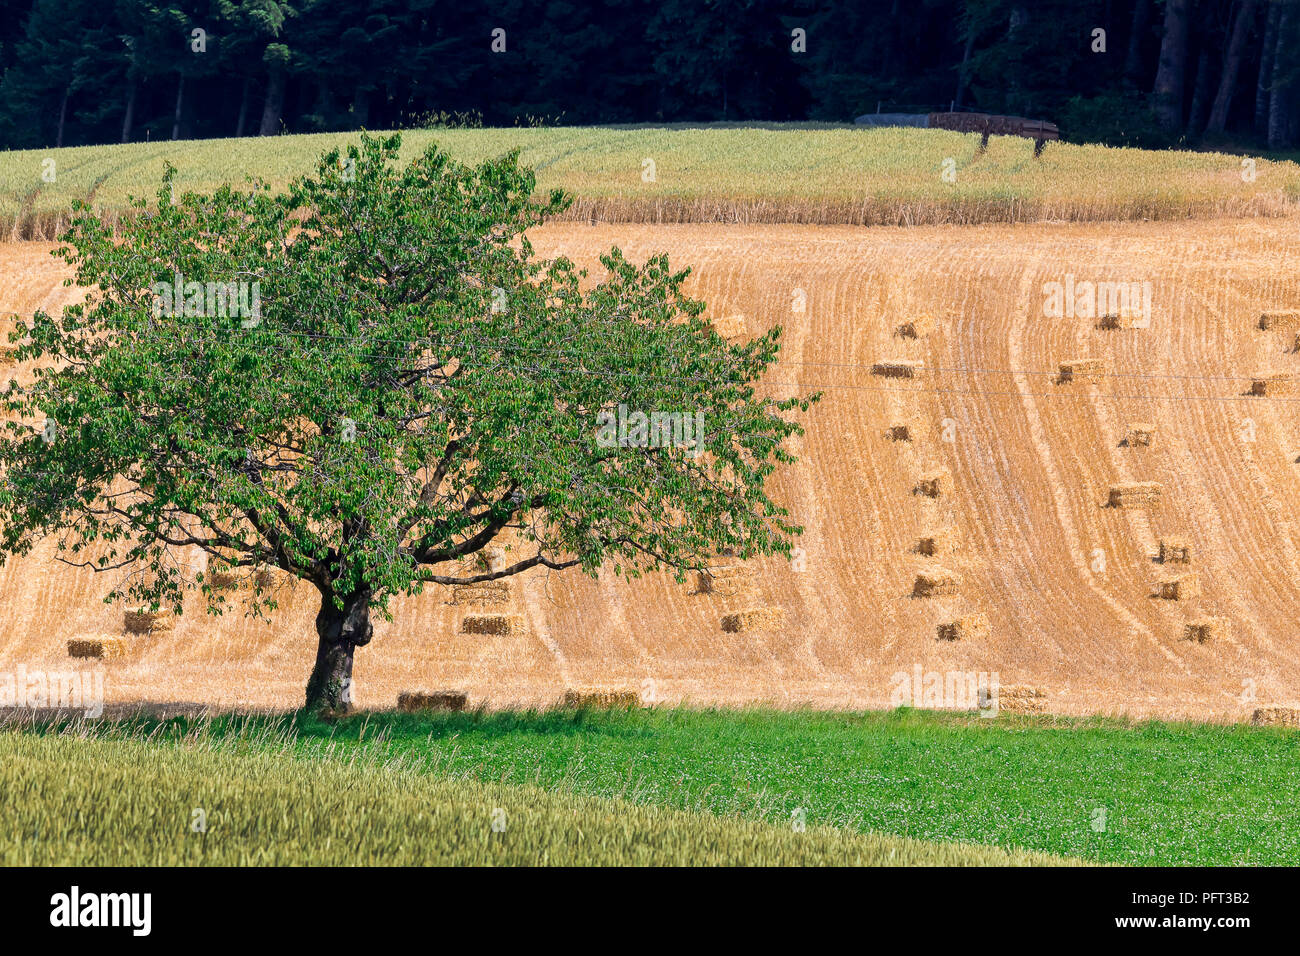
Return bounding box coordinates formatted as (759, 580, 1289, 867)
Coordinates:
(5, 216, 1300, 723)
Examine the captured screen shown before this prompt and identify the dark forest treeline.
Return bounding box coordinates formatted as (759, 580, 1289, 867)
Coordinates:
(0, 0, 1297, 151)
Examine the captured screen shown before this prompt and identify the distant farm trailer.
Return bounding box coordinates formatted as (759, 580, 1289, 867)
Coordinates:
(854, 111, 1060, 148)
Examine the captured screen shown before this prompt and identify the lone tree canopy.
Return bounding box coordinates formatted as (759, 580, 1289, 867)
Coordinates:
(0, 133, 814, 712)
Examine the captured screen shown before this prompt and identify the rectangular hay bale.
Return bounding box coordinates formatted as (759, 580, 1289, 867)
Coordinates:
(449, 581, 511, 606)
(1058, 358, 1105, 383)
(1250, 373, 1296, 396)
(1252, 707, 1300, 727)
(1124, 423, 1156, 447)
(913, 568, 962, 598)
(397, 690, 468, 712)
(1158, 536, 1193, 564)
(936, 614, 988, 641)
(720, 606, 785, 632)
(460, 613, 526, 636)
(1156, 573, 1200, 601)
(872, 360, 923, 379)
(562, 689, 643, 709)
(1258, 310, 1300, 331)
(896, 315, 934, 339)
(916, 531, 955, 556)
(1182, 617, 1225, 644)
(1107, 481, 1162, 508)
(690, 565, 753, 597)
(1098, 308, 1147, 330)
(67, 636, 125, 660)
(123, 608, 173, 634)
(994, 684, 1047, 713)
(915, 468, 953, 498)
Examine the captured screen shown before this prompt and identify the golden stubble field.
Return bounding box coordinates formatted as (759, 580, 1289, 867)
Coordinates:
(2, 218, 1300, 722)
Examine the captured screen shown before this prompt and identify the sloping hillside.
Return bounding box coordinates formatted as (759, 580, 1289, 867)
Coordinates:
(2, 218, 1299, 721)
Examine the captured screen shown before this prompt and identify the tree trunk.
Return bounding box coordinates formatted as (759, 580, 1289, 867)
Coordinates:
(1187, 47, 1214, 136)
(1207, 0, 1258, 134)
(121, 78, 137, 143)
(171, 74, 185, 141)
(55, 86, 69, 148)
(236, 77, 252, 137)
(954, 29, 976, 109)
(1125, 0, 1153, 85)
(352, 84, 369, 128)
(1256, 1, 1280, 136)
(258, 67, 286, 136)
(1152, 0, 1191, 131)
(1268, 4, 1294, 148)
(304, 588, 374, 714)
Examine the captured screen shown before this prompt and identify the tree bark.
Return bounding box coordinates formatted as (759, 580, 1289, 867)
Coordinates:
(121, 78, 137, 143)
(1125, 0, 1153, 85)
(171, 74, 185, 141)
(304, 588, 374, 714)
(55, 86, 69, 148)
(1152, 0, 1191, 130)
(1268, 4, 1294, 148)
(1255, 1, 1280, 136)
(352, 84, 369, 128)
(258, 67, 286, 136)
(236, 77, 252, 137)
(954, 29, 976, 109)
(1206, 0, 1258, 134)
(1187, 47, 1214, 135)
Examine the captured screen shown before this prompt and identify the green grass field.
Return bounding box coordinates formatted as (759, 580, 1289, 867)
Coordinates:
(8, 706, 1296, 865)
(3, 124, 1297, 237)
(0, 729, 1070, 866)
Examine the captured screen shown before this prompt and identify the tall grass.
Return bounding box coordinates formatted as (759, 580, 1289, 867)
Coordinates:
(2, 124, 1296, 238)
(8, 706, 1296, 864)
(0, 728, 1072, 865)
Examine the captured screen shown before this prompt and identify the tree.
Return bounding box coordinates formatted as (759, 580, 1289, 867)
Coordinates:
(1266, 1, 1297, 148)
(1254, 0, 1280, 137)
(0, 134, 814, 713)
(1152, 0, 1191, 130)
(1205, 0, 1257, 135)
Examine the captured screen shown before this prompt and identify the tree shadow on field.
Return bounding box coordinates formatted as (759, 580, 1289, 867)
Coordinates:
(10, 699, 661, 746)
(288, 705, 660, 746)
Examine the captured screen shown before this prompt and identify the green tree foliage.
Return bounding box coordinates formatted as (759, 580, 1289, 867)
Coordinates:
(0, 134, 815, 711)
